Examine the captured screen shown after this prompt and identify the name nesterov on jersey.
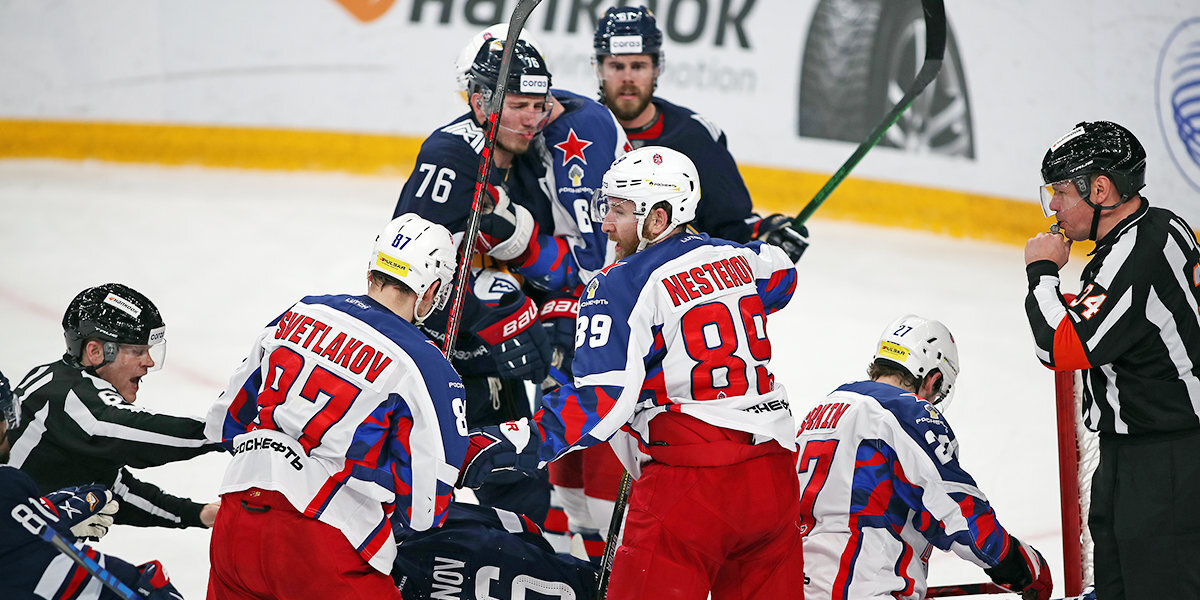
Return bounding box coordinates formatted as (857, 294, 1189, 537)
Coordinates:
(273, 310, 394, 383)
(662, 254, 756, 307)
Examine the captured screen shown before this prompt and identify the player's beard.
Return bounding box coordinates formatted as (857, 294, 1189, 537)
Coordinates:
(603, 81, 653, 123)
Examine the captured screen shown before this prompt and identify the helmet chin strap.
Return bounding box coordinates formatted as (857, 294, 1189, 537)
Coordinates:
(635, 212, 676, 251)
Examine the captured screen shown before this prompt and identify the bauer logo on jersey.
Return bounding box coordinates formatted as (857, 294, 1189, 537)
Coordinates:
(609, 34, 644, 54)
(374, 253, 411, 278)
(103, 293, 141, 318)
(878, 340, 910, 362)
(519, 74, 549, 94)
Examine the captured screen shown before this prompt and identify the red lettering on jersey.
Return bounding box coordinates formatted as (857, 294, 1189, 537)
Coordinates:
(336, 337, 364, 368)
(662, 275, 691, 307)
(288, 316, 315, 344)
(274, 311, 295, 339)
(310, 324, 333, 354)
(690, 267, 714, 295)
(365, 353, 392, 383)
(321, 332, 346, 361)
(714, 260, 735, 287)
(820, 403, 849, 429)
(701, 263, 726, 290)
(677, 271, 699, 298)
(302, 321, 328, 349)
(730, 256, 752, 284)
(800, 404, 830, 434)
(349, 345, 374, 375)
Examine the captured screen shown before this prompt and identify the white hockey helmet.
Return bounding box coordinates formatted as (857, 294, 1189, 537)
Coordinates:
(590, 146, 700, 249)
(874, 314, 960, 407)
(370, 214, 457, 324)
(454, 23, 548, 93)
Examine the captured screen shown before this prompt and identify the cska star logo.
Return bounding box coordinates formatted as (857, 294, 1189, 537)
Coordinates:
(554, 128, 593, 167)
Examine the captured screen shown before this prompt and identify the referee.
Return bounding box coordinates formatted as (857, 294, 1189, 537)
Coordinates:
(7, 283, 222, 529)
(1024, 121, 1200, 598)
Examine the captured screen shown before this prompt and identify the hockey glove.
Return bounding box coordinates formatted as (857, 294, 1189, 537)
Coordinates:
(456, 417, 542, 489)
(476, 184, 537, 262)
(754, 213, 810, 264)
(984, 535, 1053, 600)
(44, 485, 118, 541)
(478, 292, 552, 382)
(134, 560, 185, 600)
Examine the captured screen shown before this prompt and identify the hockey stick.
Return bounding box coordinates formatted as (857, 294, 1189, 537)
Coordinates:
(37, 524, 139, 600)
(926, 582, 1010, 597)
(595, 470, 632, 600)
(442, 0, 544, 357)
(792, 0, 946, 227)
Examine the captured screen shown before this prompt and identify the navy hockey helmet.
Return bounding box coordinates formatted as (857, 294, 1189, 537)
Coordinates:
(466, 38, 552, 102)
(593, 5, 663, 62)
(63, 283, 166, 369)
(1041, 121, 1146, 201)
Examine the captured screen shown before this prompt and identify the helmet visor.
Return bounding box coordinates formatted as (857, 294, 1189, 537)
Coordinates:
(590, 189, 639, 224)
(1037, 178, 1084, 218)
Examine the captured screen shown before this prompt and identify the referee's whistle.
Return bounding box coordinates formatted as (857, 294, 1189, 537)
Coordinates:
(1049, 223, 1062, 235)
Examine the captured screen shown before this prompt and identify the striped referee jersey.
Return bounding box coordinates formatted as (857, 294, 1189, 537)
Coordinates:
(1025, 200, 1200, 434)
(9, 358, 220, 528)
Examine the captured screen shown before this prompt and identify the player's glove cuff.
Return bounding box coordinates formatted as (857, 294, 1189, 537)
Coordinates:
(476, 185, 536, 262)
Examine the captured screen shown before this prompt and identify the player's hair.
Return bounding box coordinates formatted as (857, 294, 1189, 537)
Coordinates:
(369, 270, 418, 297)
(867, 359, 920, 392)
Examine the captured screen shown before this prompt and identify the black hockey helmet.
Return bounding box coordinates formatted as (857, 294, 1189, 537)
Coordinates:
(62, 283, 166, 368)
(593, 5, 663, 62)
(0, 369, 15, 433)
(466, 38, 552, 101)
(1041, 121, 1146, 200)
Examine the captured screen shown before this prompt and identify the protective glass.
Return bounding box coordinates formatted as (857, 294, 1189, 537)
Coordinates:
(1037, 177, 1086, 218)
(121, 331, 166, 372)
(590, 190, 638, 223)
(495, 93, 554, 136)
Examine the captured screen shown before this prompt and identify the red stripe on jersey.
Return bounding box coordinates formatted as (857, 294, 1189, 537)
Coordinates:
(895, 542, 917, 597)
(358, 517, 392, 562)
(833, 519, 865, 600)
(304, 463, 354, 518)
(228, 387, 251, 430)
(61, 556, 92, 599)
(626, 111, 664, 140)
(561, 392, 588, 442)
(594, 386, 618, 417)
(1052, 315, 1093, 371)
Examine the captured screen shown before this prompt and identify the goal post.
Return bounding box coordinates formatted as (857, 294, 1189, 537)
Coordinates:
(1055, 368, 1099, 597)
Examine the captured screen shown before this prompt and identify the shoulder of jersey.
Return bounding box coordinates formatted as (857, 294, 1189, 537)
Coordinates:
(654, 97, 724, 144)
(427, 113, 486, 156)
(839, 380, 948, 428)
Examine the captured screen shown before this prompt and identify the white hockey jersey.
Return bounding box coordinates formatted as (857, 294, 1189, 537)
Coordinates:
(539, 233, 799, 475)
(205, 294, 468, 573)
(796, 381, 1012, 599)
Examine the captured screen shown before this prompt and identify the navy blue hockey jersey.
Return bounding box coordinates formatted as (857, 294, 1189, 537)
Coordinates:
(393, 502, 597, 600)
(0, 466, 147, 600)
(626, 97, 755, 243)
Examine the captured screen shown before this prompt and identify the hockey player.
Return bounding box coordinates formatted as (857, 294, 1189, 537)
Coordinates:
(7, 283, 222, 530)
(460, 147, 805, 599)
(591, 5, 809, 262)
(796, 315, 1053, 600)
(392, 455, 597, 600)
(205, 214, 469, 599)
(452, 23, 632, 561)
(393, 37, 555, 431)
(0, 369, 182, 600)
(1025, 121, 1200, 597)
